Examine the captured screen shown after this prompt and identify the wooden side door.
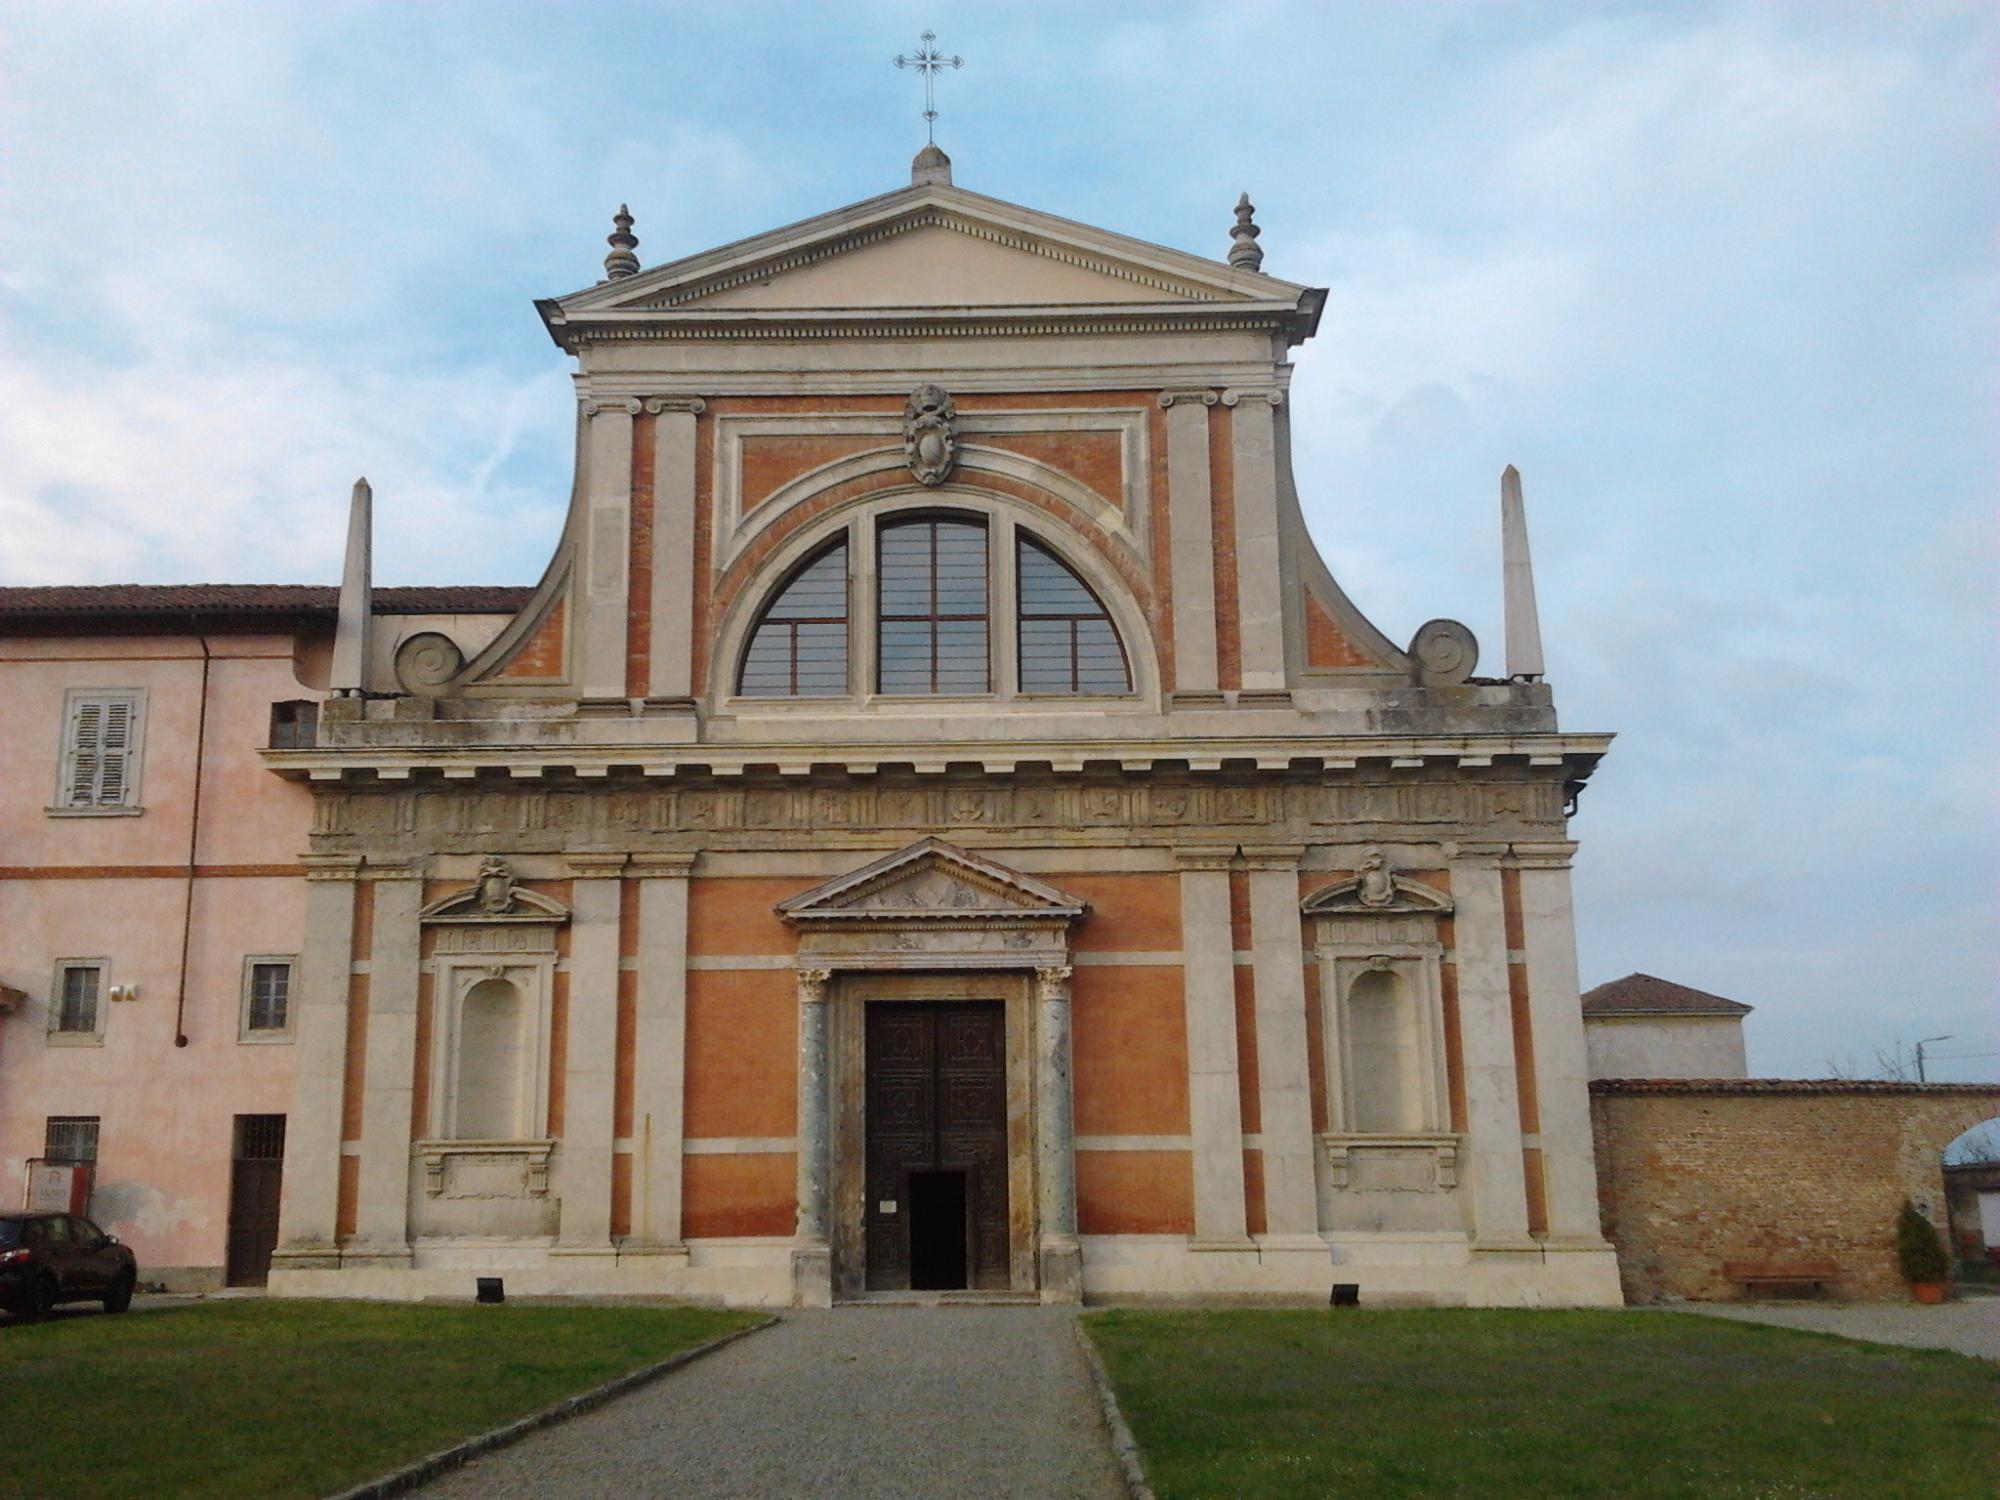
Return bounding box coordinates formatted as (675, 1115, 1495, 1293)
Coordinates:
(226, 1115, 286, 1287)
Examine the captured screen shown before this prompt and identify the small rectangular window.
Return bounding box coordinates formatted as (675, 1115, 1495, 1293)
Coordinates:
(269, 700, 319, 749)
(50, 962, 104, 1037)
(54, 689, 144, 812)
(240, 957, 297, 1040)
(44, 1116, 100, 1164)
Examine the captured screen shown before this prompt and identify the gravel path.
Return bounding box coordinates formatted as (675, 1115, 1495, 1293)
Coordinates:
(411, 1305, 1128, 1500)
(1665, 1295, 2000, 1361)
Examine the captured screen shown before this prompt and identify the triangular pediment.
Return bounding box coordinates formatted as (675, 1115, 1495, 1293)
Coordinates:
(780, 838, 1086, 924)
(543, 183, 1321, 340)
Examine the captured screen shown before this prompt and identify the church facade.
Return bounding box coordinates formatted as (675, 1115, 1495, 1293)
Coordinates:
(0, 148, 1621, 1306)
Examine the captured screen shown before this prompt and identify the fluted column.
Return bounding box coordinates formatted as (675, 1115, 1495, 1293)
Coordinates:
(350, 862, 423, 1264)
(1035, 964, 1082, 1300)
(273, 853, 361, 1267)
(791, 967, 834, 1307)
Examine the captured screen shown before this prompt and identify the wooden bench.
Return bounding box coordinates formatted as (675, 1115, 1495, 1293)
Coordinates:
(1721, 1260, 1844, 1297)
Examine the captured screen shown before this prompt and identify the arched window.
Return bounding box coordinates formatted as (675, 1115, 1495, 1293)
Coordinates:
(739, 540, 849, 696)
(1345, 969, 1425, 1133)
(878, 516, 989, 695)
(1017, 537, 1131, 694)
(455, 977, 524, 1139)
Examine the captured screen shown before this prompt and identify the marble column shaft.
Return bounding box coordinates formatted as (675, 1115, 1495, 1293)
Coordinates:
(1035, 966, 1078, 1240)
(794, 969, 833, 1242)
(275, 857, 360, 1254)
(1245, 857, 1319, 1236)
(1177, 853, 1249, 1243)
(1516, 848, 1608, 1241)
(352, 868, 423, 1253)
(556, 860, 622, 1249)
(1451, 853, 1533, 1243)
(1163, 395, 1220, 694)
(631, 858, 694, 1247)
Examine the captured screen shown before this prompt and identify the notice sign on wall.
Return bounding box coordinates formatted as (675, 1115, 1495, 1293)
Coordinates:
(25, 1162, 90, 1214)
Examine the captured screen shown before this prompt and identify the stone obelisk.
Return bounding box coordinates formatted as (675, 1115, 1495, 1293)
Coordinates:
(1501, 464, 1545, 680)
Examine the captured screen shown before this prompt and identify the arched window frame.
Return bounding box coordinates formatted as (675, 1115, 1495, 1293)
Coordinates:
(735, 535, 851, 698)
(717, 494, 1153, 709)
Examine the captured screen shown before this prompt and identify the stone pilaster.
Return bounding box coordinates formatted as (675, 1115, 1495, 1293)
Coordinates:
(554, 853, 624, 1254)
(1161, 391, 1220, 696)
(628, 853, 695, 1256)
(1034, 964, 1082, 1300)
(1225, 390, 1287, 691)
(348, 862, 424, 1264)
(272, 854, 361, 1267)
(577, 399, 637, 698)
(1242, 846, 1319, 1238)
(644, 398, 704, 701)
(1514, 842, 1611, 1243)
(1176, 848, 1250, 1245)
(792, 966, 834, 1307)
(1450, 844, 1534, 1247)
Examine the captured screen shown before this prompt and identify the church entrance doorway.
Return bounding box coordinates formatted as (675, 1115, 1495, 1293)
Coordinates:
(864, 1002, 1009, 1291)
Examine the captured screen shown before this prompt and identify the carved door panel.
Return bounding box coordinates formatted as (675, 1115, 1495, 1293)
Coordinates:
(864, 1002, 1009, 1291)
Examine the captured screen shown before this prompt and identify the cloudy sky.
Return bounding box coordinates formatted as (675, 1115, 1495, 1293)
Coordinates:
(2, 2, 1993, 1089)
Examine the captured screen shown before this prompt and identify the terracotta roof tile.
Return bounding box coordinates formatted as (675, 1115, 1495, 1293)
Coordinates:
(1581, 972, 1753, 1017)
(0, 584, 531, 621)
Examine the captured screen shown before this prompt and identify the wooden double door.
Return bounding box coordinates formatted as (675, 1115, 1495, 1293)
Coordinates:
(864, 1002, 1009, 1291)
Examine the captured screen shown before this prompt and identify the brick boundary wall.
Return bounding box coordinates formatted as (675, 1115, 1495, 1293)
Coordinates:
(1590, 1079, 2000, 1303)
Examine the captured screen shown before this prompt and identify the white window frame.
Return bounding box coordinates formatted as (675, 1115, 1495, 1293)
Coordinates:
(238, 955, 298, 1043)
(48, 959, 108, 1045)
(49, 688, 147, 816)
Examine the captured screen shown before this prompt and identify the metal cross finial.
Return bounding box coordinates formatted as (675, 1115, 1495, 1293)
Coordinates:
(894, 29, 963, 146)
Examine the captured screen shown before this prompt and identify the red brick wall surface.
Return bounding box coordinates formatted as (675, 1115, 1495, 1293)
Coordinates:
(1590, 1084, 2000, 1302)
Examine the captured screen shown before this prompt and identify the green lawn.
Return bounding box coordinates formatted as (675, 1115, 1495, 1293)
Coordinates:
(1085, 1308, 2000, 1500)
(0, 1299, 764, 1500)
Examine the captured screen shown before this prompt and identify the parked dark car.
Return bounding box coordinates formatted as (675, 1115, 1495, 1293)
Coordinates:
(0, 1212, 137, 1319)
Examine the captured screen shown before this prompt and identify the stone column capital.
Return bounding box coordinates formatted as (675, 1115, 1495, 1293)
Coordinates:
(583, 397, 644, 418)
(795, 967, 835, 1004)
(1158, 388, 1220, 409)
(628, 851, 698, 878)
(1173, 846, 1236, 872)
(643, 395, 708, 415)
(1034, 965, 1074, 1003)
(564, 852, 629, 880)
(1446, 840, 1511, 866)
(1509, 840, 1580, 869)
(300, 853, 365, 882)
(1220, 387, 1284, 408)
(1237, 843, 1306, 872)
(360, 858, 426, 882)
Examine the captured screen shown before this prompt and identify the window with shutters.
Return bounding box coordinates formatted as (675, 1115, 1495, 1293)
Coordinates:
(53, 689, 145, 813)
(1017, 536, 1132, 694)
(48, 961, 106, 1042)
(239, 957, 297, 1041)
(738, 539, 850, 696)
(878, 516, 990, 695)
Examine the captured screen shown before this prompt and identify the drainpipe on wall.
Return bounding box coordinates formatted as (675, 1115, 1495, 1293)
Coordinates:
(172, 621, 212, 1049)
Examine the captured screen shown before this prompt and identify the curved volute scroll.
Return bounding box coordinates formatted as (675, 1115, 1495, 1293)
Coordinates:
(1408, 619, 1478, 687)
(1302, 847, 1454, 916)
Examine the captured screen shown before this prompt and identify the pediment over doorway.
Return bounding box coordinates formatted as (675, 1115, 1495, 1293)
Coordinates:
(778, 838, 1086, 928)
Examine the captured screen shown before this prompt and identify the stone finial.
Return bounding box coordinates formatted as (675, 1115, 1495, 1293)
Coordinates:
(604, 203, 639, 279)
(912, 143, 953, 187)
(1228, 191, 1264, 272)
(1501, 464, 1547, 680)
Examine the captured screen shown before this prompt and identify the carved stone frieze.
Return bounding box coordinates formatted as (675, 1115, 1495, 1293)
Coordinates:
(306, 774, 1564, 855)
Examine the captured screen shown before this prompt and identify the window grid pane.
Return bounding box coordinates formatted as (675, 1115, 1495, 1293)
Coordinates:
(1016, 537, 1132, 694)
(44, 1116, 100, 1163)
(55, 966, 100, 1033)
(248, 963, 291, 1031)
(739, 541, 850, 697)
(877, 518, 990, 695)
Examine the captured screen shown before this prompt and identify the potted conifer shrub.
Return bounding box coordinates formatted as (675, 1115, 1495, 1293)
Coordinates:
(1897, 1199, 1950, 1304)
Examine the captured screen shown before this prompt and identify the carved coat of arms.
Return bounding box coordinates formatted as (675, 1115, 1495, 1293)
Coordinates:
(903, 384, 958, 486)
